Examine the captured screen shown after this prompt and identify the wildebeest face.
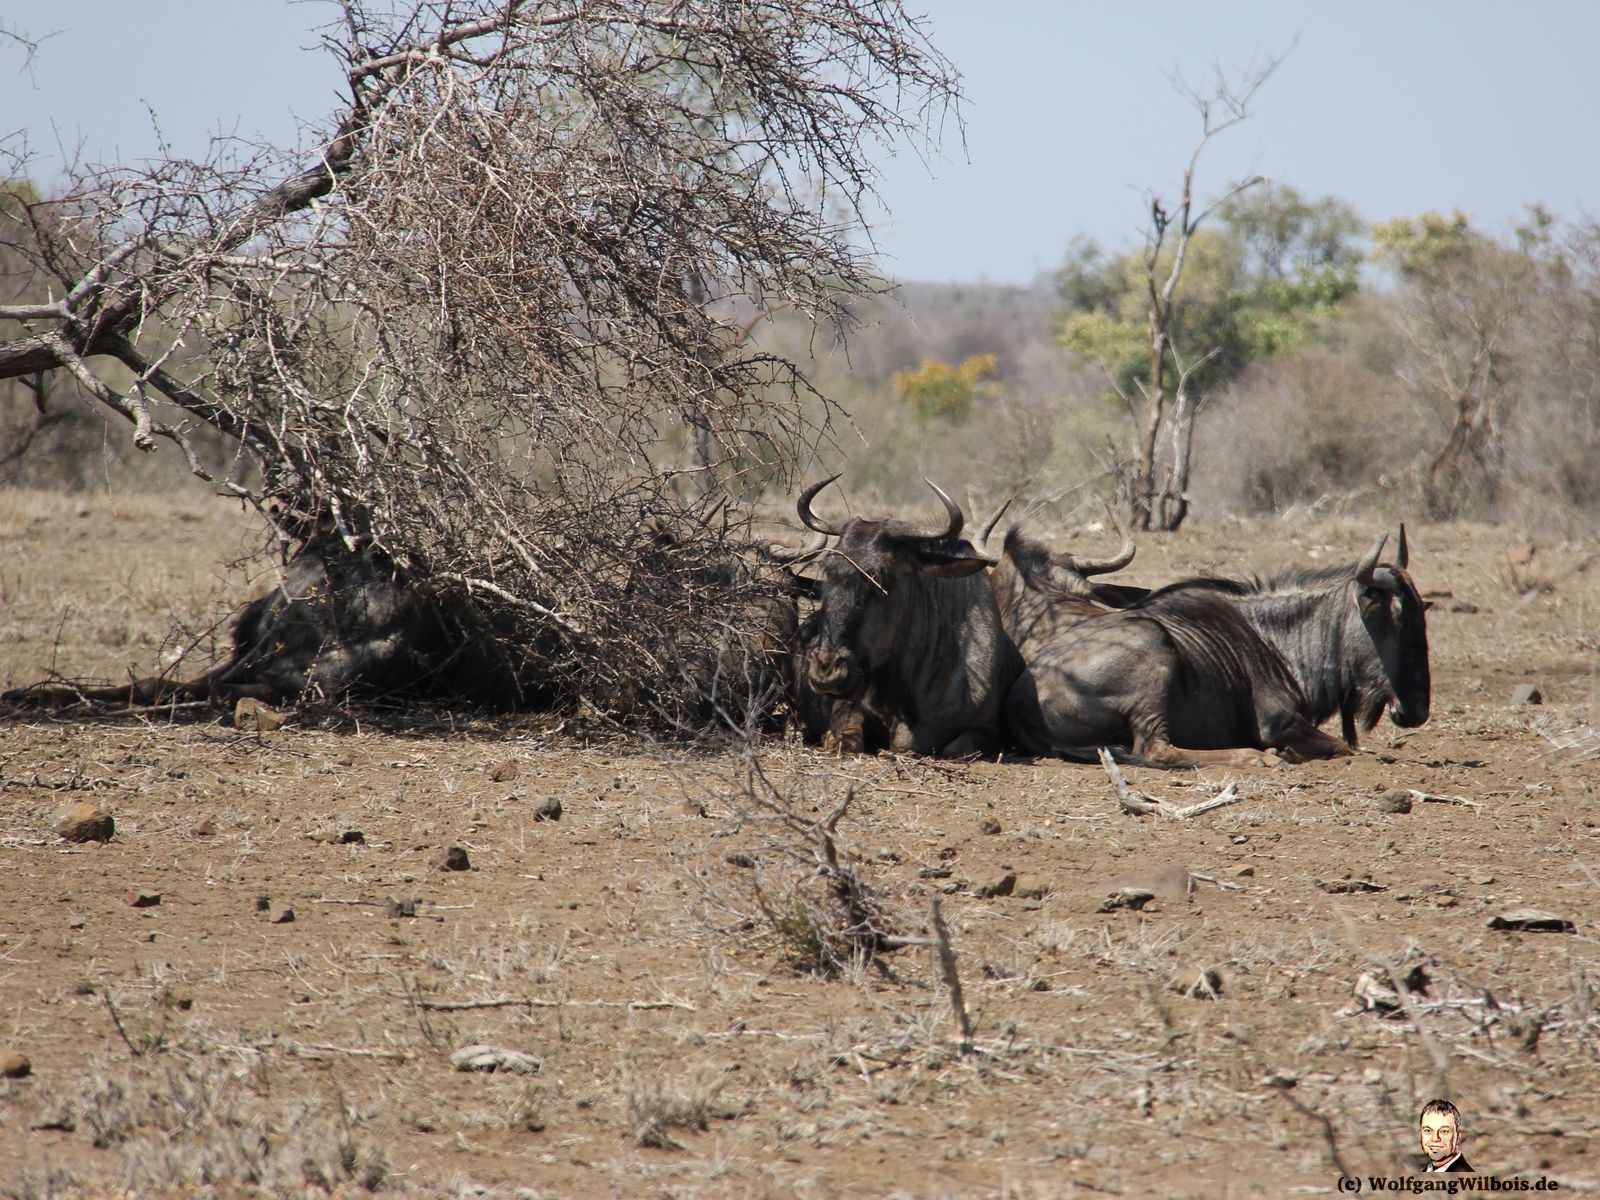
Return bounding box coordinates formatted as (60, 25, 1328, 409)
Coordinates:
(1353, 530, 1431, 730)
(804, 521, 990, 697)
(794, 477, 993, 701)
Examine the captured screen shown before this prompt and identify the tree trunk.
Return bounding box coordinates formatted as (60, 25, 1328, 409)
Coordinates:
(1423, 390, 1497, 519)
(1157, 377, 1197, 531)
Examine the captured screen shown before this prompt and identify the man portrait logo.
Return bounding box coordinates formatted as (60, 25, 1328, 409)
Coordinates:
(1419, 1099, 1473, 1174)
(1334, 1101, 1564, 1192)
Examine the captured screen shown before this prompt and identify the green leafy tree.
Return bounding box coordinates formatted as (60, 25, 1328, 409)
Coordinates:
(1057, 179, 1363, 529)
(893, 353, 998, 422)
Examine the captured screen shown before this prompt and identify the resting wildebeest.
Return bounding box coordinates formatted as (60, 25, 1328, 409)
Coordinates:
(993, 526, 1430, 767)
(793, 476, 1009, 757)
(3, 518, 833, 730)
(2, 530, 529, 712)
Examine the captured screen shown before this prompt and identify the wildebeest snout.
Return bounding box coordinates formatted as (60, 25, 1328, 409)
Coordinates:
(806, 645, 857, 696)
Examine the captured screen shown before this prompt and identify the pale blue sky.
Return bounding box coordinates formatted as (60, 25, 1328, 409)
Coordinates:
(5, 2, 1596, 284)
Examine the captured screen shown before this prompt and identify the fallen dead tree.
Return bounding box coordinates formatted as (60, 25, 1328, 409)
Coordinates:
(0, 1, 957, 726)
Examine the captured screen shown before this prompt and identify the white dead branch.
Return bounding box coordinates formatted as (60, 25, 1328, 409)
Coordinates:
(1098, 749, 1244, 818)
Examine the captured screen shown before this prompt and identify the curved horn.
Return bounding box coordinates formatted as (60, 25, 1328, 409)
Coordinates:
(767, 530, 831, 563)
(796, 475, 845, 536)
(1355, 533, 1388, 589)
(976, 496, 1015, 550)
(1065, 534, 1136, 578)
(906, 477, 965, 542)
(1397, 523, 1410, 571)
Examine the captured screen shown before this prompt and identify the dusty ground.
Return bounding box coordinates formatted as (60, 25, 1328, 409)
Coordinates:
(2, 488, 1598, 1199)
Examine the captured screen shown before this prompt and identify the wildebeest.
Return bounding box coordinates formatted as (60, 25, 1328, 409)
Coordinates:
(2, 531, 530, 712)
(793, 476, 1009, 756)
(3, 517, 831, 731)
(994, 526, 1431, 767)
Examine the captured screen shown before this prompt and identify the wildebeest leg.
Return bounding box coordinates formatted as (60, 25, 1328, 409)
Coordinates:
(1339, 697, 1361, 749)
(1264, 716, 1355, 762)
(939, 727, 995, 759)
(821, 701, 865, 754)
(1129, 713, 1271, 769)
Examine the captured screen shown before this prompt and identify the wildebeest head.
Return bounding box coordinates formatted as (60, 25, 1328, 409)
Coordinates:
(1350, 526, 1431, 731)
(796, 475, 994, 699)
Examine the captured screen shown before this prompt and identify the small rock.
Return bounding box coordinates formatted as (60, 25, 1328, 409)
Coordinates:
(55, 803, 113, 844)
(438, 846, 471, 872)
(1230, 865, 1256, 878)
(1448, 601, 1480, 614)
(667, 799, 706, 818)
(1230, 834, 1249, 845)
(233, 697, 286, 732)
(339, 829, 365, 845)
(450, 1044, 542, 1074)
(1397, 963, 1432, 995)
(125, 891, 161, 908)
(1170, 967, 1223, 999)
(386, 896, 420, 918)
(1486, 908, 1575, 933)
(1374, 789, 1413, 814)
(270, 906, 295, 924)
(723, 850, 759, 869)
(1097, 887, 1155, 913)
(1509, 684, 1544, 707)
(254, 894, 272, 912)
(1014, 877, 1051, 901)
(1361, 1067, 1384, 1085)
(1470, 873, 1495, 886)
(976, 872, 1017, 899)
(488, 760, 520, 782)
(0, 1050, 31, 1079)
(1316, 877, 1386, 894)
(190, 818, 217, 838)
(1353, 971, 1402, 1013)
(978, 817, 1002, 836)
(533, 797, 562, 822)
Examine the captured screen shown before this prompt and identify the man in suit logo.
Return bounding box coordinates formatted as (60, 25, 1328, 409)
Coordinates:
(1418, 1098, 1473, 1172)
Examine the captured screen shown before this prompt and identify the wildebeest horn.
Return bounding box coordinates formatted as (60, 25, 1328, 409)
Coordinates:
(796, 475, 846, 536)
(1397, 523, 1410, 571)
(975, 496, 1015, 549)
(1355, 534, 1388, 589)
(894, 477, 964, 543)
(767, 530, 831, 563)
(1066, 534, 1136, 577)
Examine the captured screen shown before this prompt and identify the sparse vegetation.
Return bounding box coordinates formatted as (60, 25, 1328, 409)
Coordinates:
(5, 498, 1596, 1195)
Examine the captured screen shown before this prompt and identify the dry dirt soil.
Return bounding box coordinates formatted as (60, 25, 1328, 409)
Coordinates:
(2, 490, 1598, 1199)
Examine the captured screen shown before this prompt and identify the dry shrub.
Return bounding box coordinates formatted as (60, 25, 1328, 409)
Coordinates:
(625, 1069, 723, 1149)
(1190, 349, 1428, 516)
(698, 758, 901, 976)
(49, 1058, 388, 1195)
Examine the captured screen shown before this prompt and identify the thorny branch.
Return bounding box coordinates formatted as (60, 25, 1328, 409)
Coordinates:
(0, 0, 960, 720)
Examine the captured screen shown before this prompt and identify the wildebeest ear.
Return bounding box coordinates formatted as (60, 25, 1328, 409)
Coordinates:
(789, 575, 821, 600)
(914, 544, 995, 578)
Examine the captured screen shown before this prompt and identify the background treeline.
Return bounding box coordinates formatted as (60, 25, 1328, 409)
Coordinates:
(7, 179, 1599, 531)
(752, 189, 1600, 532)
